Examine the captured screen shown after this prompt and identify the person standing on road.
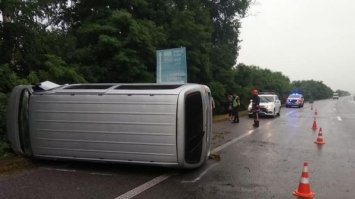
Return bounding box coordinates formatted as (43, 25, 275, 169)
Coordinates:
(251, 89, 260, 127)
(232, 94, 240, 123)
(227, 95, 233, 121)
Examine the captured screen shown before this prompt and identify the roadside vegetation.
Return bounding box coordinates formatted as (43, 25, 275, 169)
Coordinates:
(0, 1, 349, 157)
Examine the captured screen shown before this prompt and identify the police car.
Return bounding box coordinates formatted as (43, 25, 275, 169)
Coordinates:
(286, 93, 304, 108)
(248, 93, 281, 118)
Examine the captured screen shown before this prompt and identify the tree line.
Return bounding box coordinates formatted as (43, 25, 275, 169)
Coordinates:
(334, 89, 351, 97)
(211, 64, 338, 113)
(0, 0, 348, 155)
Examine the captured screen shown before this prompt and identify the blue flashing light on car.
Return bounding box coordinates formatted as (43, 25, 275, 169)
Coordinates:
(286, 93, 304, 108)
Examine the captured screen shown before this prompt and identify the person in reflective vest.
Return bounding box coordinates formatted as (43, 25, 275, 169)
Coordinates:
(232, 94, 240, 123)
(251, 89, 260, 127)
(227, 94, 233, 121)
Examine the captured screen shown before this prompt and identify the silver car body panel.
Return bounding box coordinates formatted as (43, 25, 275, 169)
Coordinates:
(7, 83, 212, 168)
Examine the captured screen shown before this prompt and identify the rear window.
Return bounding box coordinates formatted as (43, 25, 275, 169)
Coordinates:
(260, 96, 274, 102)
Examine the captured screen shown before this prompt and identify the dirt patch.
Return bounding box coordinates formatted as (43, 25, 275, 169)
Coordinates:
(213, 111, 248, 123)
(211, 130, 231, 146)
(0, 156, 34, 176)
(213, 114, 229, 123)
(209, 153, 221, 161)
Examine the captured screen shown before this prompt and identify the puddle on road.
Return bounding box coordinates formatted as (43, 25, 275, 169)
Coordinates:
(208, 182, 269, 194)
(246, 140, 278, 148)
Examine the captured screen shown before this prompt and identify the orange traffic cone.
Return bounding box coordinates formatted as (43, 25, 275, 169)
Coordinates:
(311, 117, 318, 131)
(293, 162, 315, 198)
(315, 128, 325, 145)
(314, 108, 318, 116)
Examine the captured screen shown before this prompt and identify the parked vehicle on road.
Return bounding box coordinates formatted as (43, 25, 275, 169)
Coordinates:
(333, 92, 339, 99)
(248, 93, 281, 118)
(286, 93, 304, 108)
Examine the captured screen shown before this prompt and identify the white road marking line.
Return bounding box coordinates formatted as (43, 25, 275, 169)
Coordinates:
(90, 172, 112, 176)
(337, 116, 342, 121)
(114, 117, 279, 198)
(54, 169, 76, 172)
(211, 129, 254, 153)
(114, 174, 171, 199)
(181, 125, 267, 184)
(181, 163, 218, 183)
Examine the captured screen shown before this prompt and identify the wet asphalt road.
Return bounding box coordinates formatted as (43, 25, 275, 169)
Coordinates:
(1, 97, 355, 199)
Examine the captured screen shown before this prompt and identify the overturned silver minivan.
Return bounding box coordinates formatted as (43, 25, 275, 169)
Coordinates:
(7, 83, 213, 168)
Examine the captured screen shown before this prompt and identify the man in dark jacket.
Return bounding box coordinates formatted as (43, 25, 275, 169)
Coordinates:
(251, 89, 260, 127)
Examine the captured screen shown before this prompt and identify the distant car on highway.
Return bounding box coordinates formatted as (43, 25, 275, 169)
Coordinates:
(333, 92, 339, 99)
(248, 93, 281, 118)
(286, 93, 304, 108)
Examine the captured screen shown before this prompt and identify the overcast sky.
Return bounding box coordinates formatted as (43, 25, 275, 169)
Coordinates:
(238, 0, 355, 93)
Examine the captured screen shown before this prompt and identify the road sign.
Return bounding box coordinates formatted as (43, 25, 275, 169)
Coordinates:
(156, 47, 187, 83)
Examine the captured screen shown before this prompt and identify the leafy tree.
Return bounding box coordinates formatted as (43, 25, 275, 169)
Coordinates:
(206, 0, 250, 90)
(0, 64, 29, 154)
(165, 0, 213, 83)
(208, 81, 226, 113)
(68, 1, 166, 82)
(231, 63, 291, 108)
(335, 89, 350, 97)
(291, 80, 333, 101)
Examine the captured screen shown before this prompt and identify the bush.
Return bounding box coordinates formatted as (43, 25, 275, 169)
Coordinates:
(0, 138, 13, 158)
(0, 92, 13, 158)
(208, 81, 227, 114)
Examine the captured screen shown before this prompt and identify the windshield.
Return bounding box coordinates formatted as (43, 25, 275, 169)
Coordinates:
(260, 96, 274, 102)
(289, 95, 301, 98)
